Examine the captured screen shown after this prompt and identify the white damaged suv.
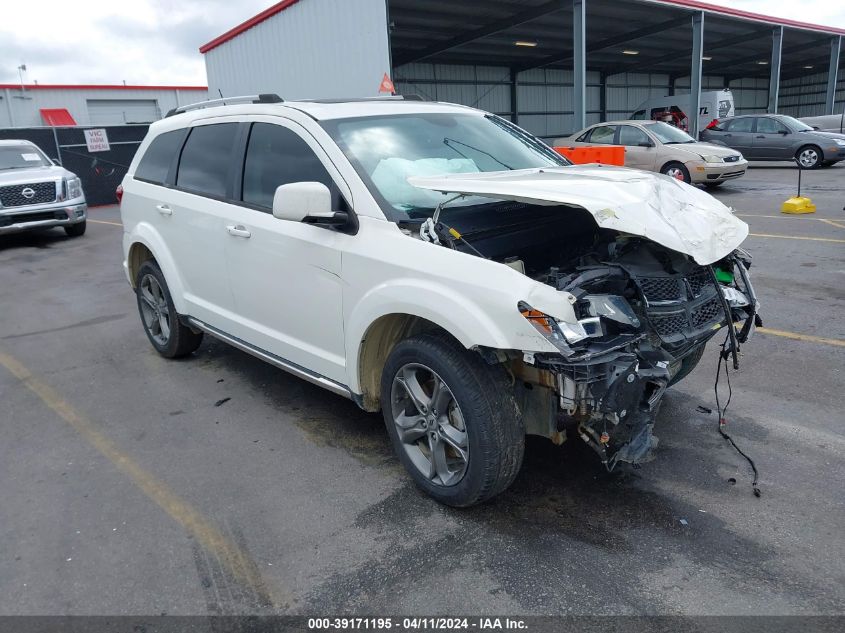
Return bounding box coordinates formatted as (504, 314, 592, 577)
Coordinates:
(120, 95, 760, 506)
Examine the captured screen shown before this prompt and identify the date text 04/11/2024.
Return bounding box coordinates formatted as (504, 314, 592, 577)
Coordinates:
(307, 618, 528, 630)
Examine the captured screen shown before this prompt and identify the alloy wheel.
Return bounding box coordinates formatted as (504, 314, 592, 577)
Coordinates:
(139, 274, 171, 346)
(798, 148, 819, 168)
(390, 363, 469, 487)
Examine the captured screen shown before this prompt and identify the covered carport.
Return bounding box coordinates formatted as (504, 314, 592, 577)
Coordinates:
(387, 0, 845, 138)
(200, 0, 844, 140)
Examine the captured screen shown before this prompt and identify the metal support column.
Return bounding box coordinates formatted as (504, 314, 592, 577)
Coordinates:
(826, 36, 841, 115)
(689, 11, 704, 138)
(599, 72, 607, 122)
(573, 0, 586, 131)
(768, 26, 783, 114)
(510, 68, 519, 125)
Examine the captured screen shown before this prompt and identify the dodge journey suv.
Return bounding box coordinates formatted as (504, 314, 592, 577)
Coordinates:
(120, 95, 759, 507)
(0, 140, 87, 236)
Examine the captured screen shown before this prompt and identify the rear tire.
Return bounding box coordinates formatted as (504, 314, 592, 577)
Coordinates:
(668, 344, 706, 387)
(661, 162, 691, 184)
(796, 145, 822, 169)
(64, 221, 86, 237)
(380, 332, 524, 507)
(135, 260, 203, 358)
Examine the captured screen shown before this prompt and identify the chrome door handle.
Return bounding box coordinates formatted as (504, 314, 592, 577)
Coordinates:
(156, 204, 172, 216)
(226, 224, 251, 238)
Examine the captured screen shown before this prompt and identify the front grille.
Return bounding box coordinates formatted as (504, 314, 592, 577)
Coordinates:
(691, 296, 723, 329)
(686, 268, 711, 297)
(0, 181, 57, 208)
(651, 311, 689, 337)
(639, 277, 682, 302)
(723, 155, 740, 163)
(0, 210, 65, 227)
(636, 266, 727, 344)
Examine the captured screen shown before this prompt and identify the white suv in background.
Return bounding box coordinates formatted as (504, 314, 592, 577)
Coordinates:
(120, 95, 759, 507)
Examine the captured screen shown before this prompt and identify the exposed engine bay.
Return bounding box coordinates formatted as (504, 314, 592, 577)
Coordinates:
(406, 200, 760, 469)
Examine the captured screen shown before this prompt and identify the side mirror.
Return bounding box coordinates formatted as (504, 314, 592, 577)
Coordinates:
(638, 141, 654, 148)
(272, 182, 333, 222)
(778, 129, 789, 135)
(812, 126, 820, 131)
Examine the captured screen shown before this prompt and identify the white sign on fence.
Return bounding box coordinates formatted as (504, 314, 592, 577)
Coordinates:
(84, 128, 111, 152)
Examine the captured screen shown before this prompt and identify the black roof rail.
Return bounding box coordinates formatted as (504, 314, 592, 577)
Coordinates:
(165, 93, 284, 117)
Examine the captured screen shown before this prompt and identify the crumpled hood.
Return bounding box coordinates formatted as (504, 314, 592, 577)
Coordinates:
(408, 165, 748, 265)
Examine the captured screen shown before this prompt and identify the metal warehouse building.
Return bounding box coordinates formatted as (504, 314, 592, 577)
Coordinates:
(200, 0, 845, 139)
(0, 84, 208, 128)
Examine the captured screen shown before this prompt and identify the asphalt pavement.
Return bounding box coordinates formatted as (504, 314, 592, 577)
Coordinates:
(0, 163, 843, 616)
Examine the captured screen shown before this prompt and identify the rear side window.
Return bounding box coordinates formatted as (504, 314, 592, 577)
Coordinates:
(176, 123, 239, 197)
(135, 130, 185, 184)
(241, 123, 333, 209)
(587, 125, 616, 144)
(726, 118, 754, 133)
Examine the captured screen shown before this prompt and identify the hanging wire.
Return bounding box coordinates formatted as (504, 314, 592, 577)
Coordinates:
(714, 333, 761, 497)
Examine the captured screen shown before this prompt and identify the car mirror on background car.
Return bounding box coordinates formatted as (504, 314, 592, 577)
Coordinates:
(272, 181, 333, 222)
(638, 142, 653, 148)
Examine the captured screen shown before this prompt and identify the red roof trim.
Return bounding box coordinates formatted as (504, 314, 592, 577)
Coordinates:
(200, 0, 303, 54)
(654, 0, 845, 36)
(0, 84, 207, 91)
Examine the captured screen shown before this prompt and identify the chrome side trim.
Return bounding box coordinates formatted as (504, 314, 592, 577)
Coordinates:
(186, 317, 353, 400)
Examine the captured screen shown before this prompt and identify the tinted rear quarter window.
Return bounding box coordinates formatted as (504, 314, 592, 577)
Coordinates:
(242, 122, 333, 209)
(135, 129, 186, 184)
(176, 123, 239, 197)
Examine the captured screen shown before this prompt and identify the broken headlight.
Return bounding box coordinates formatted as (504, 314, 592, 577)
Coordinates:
(722, 286, 750, 308)
(519, 304, 603, 346)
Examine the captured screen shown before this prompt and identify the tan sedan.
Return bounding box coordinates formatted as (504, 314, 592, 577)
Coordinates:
(555, 120, 747, 187)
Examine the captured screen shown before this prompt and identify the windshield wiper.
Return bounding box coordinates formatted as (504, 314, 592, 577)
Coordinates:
(443, 137, 514, 170)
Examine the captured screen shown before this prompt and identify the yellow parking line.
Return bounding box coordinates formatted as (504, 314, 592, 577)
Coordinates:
(88, 219, 123, 227)
(757, 327, 845, 348)
(748, 233, 845, 243)
(0, 349, 290, 609)
(737, 214, 845, 229)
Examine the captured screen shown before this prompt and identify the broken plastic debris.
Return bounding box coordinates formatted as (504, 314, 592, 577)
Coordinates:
(696, 405, 713, 414)
(679, 519, 688, 526)
(214, 397, 231, 407)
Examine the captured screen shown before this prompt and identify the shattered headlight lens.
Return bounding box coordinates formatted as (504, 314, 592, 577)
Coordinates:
(520, 305, 602, 345)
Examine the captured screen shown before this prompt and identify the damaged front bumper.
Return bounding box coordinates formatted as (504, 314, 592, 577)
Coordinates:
(513, 249, 759, 469)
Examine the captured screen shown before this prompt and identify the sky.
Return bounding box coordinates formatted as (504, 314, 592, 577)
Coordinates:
(1, 0, 843, 87)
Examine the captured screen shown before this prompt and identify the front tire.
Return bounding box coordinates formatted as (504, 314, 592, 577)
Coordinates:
(135, 260, 203, 358)
(661, 162, 691, 184)
(380, 332, 524, 507)
(796, 145, 822, 169)
(64, 220, 86, 237)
